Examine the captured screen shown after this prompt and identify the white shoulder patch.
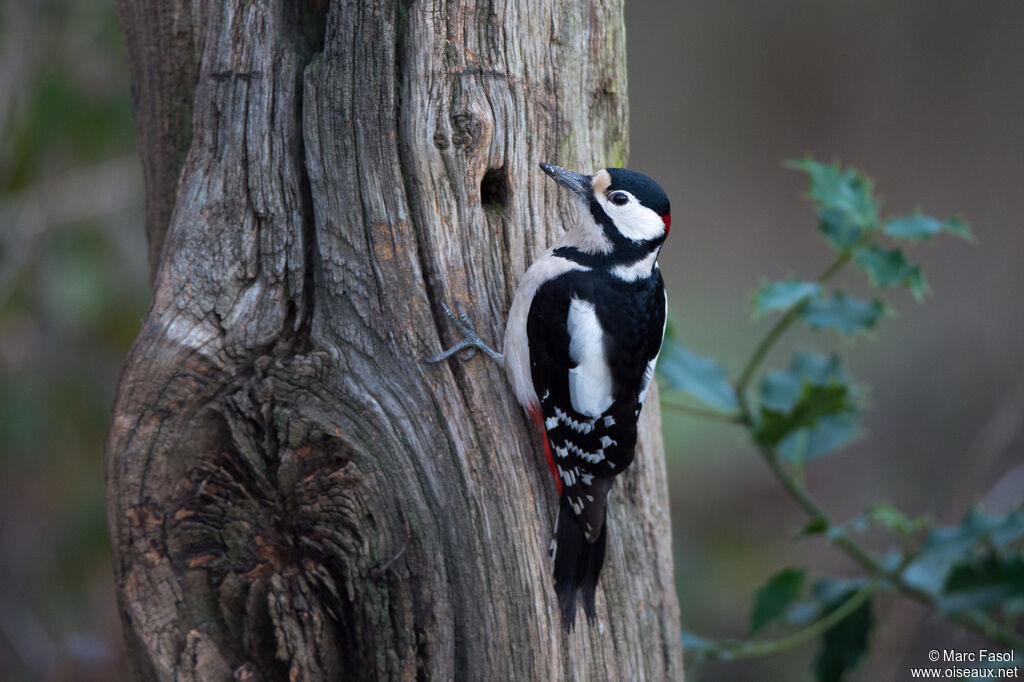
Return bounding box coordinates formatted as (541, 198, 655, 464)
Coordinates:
(503, 252, 588, 411)
(567, 298, 613, 417)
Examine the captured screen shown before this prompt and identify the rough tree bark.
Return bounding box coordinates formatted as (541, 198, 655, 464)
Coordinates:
(108, 1, 683, 680)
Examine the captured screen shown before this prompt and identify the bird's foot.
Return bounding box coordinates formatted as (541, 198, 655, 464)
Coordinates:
(425, 302, 504, 365)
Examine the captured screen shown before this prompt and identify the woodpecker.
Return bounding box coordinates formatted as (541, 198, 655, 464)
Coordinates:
(428, 162, 670, 629)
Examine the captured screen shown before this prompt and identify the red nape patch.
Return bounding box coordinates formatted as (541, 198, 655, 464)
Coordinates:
(527, 405, 562, 494)
(662, 214, 672, 235)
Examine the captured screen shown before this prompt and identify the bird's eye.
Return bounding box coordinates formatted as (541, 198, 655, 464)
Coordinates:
(609, 192, 629, 206)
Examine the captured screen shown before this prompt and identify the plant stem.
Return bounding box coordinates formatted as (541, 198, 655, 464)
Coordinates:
(661, 396, 743, 422)
(735, 250, 851, 392)
(694, 584, 876, 661)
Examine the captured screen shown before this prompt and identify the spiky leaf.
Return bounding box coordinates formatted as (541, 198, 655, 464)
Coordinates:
(902, 508, 1024, 595)
(658, 342, 739, 413)
(853, 245, 929, 300)
(756, 354, 859, 460)
(750, 567, 806, 635)
(754, 279, 821, 317)
(939, 553, 1024, 614)
(801, 293, 885, 335)
(813, 585, 875, 682)
(787, 158, 879, 250)
(883, 213, 975, 242)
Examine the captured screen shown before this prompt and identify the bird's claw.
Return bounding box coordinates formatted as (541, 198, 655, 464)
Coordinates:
(426, 302, 503, 365)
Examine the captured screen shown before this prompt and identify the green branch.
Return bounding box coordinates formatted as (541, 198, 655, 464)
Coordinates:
(692, 584, 876, 661)
(661, 395, 743, 422)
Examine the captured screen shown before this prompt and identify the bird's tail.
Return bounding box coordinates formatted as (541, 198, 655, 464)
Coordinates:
(552, 494, 607, 630)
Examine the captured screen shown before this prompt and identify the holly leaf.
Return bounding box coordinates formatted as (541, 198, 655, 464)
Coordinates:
(787, 158, 879, 250)
(658, 341, 739, 413)
(883, 212, 975, 242)
(757, 384, 850, 448)
(813, 585, 875, 682)
(800, 293, 886, 335)
(939, 553, 1024, 614)
(756, 354, 859, 459)
(853, 245, 929, 300)
(754, 279, 821, 317)
(750, 567, 806, 635)
(882, 213, 942, 240)
(818, 209, 863, 251)
(942, 216, 975, 241)
(902, 508, 1024, 595)
(778, 412, 860, 463)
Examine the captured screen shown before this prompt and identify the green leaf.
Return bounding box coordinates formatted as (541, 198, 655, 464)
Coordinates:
(882, 213, 942, 240)
(756, 354, 859, 459)
(778, 413, 860, 463)
(853, 245, 929, 300)
(750, 567, 806, 635)
(883, 213, 975, 242)
(939, 553, 1024, 614)
(903, 508, 1024, 595)
(814, 587, 875, 682)
(818, 209, 863, 251)
(865, 503, 930, 536)
(787, 158, 879, 250)
(753, 279, 821, 317)
(942, 216, 975, 241)
(800, 293, 886, 335)
(658, 342, 739, 413)
(757, 384, 849, 448)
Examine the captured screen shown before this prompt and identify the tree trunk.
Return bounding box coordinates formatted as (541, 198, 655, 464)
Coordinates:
(108, 1, 682, 680)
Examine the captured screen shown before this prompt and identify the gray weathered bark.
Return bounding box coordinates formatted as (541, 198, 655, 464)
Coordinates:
(108, 1, 682, 679)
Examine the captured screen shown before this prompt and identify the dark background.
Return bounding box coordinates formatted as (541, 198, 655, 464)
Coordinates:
(1, 1, 1021, 680)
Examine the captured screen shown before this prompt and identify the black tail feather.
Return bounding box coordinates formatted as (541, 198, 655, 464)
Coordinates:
(552, 495, 607, 630)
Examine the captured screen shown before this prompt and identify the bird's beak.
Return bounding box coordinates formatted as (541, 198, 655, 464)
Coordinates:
(539, 162, 591, 199)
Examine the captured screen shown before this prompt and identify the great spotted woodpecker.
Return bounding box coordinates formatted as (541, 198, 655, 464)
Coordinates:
(428, 163, 670, 628)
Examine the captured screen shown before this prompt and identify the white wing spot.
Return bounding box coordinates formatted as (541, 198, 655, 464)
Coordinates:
(603, 415, 615, 427)
(545, 416, 558, 430)
(580, 472, 593, 486)
(599, 435, 616, 449)
(554, 446, 569, 459)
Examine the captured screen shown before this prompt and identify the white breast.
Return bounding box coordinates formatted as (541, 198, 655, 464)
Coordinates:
(566, 298, 613, 417)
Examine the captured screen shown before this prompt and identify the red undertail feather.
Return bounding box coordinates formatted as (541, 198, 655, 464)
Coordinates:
(527, 404, 562, 494)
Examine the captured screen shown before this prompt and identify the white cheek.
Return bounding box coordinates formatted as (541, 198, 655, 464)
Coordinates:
(597, 197, 665, 242)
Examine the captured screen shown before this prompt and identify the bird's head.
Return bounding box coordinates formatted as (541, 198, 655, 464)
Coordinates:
(540, 163, 671, 245)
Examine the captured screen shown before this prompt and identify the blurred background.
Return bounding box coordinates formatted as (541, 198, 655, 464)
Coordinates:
(1, 1, 146, 680)
(627, 2, 1024, 680)
(0, 1, 1020, 680)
